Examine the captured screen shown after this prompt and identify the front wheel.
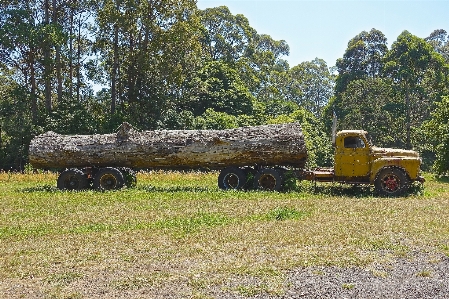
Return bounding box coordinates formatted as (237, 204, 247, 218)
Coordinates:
(374, 167, 409, 196)
(93, 167, 125, 190)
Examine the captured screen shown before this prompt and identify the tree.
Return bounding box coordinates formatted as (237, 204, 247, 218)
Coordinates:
(0, 76, 33, 170)
(188, 60, 254, 116)
(335, 78, 403, 148)
(94, 0, 203, 129)
(426, 29, 449, 63)
(198, 6, 290, 101)
(384, 31, 449, 149)
(289, 58, 335, 116)
(424, 96, 449, 174)
(199, 6, 255, 63)
(335, 28, 388, 95)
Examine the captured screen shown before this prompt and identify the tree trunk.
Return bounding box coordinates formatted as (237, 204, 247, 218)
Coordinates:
(29, 123, 308, 170)
(44, 0, 52, 112)
(111, 23, 119, 114)
(30, 47, 38, 123)
(53, 0, 63, 103)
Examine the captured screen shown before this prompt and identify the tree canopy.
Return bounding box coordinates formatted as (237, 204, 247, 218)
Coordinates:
(0, 2, 448, 173)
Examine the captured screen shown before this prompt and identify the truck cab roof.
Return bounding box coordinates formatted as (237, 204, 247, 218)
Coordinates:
(336, 130, 368, 136)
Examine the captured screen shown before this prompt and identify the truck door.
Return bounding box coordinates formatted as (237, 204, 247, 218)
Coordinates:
(334, 135, 371, 181)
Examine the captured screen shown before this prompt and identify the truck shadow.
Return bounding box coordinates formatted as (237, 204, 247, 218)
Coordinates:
(19, 183, 424, 196)
(298, 182, 424, 198)
(305, 184, 374, 197)
(435, 176, 449, 183)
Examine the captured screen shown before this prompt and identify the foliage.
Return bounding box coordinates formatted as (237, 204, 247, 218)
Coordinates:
(334, 78, 404, 148)
(268, 108, 333, 168)
(384, 30, 449, 149)
(193, 108, 239, 130)
(0, 0, 448, 175)
(423, 96, 449, 174)
(187, 60, 255, 116)
(426, 29, 449, 63)
(335, 28, 388, 95)
(0, 77, 33, 170)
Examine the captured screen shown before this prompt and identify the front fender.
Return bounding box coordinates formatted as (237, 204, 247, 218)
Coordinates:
(370, 157, 421, 183)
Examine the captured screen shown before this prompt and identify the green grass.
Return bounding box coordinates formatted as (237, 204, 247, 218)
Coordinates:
(0, 171, 448, 298)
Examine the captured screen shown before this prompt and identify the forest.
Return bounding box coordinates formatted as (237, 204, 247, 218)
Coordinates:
(1, 0, 449, 173)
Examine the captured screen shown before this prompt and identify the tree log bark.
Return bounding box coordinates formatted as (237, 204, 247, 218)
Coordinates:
(29, 123, 308, 170)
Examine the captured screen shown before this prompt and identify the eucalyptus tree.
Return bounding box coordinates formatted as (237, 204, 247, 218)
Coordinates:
(335, 28, 388, 95)
(0, 1, 41, 120)
(384, 31, 449, 149)
(195, 6, 291, 122)
(289, 58, 335, 116)
(335, 78, 403, 147)
(423, 96, 449, 174)
(94, 0, 203, 129)
(426, 29, 449, 63)
(199, 6, 256, 63)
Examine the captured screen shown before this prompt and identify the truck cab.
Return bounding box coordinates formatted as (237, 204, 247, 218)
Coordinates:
(333, 130, 423, 195)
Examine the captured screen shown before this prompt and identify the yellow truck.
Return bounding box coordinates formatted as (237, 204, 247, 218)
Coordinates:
(29, 122, 424, 196)
(294, 129, 424, 196)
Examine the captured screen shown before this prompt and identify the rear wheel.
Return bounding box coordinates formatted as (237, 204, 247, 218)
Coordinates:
(375, 167, 409, 196)
(218, 167, 247, 190)
(93, 167, 125, 190)
(57, 169, 88, 191)
(254, 168, 284, 191)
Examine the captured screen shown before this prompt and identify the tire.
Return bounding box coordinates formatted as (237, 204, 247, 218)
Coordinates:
(93, 167, 125, 190)
(121, 168, 137, 188)
(218, 167, 247, 190)
(374, 167, 409, 196)
(254, 168, 284, 191)
(57, 168, 88, 191)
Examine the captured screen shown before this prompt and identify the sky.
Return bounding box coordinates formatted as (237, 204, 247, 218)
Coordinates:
(196, 0, 448, 67)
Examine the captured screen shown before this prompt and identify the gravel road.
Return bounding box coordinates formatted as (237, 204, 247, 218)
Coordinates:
(283, 251, 449, 299)
(212, 251, 449, 299)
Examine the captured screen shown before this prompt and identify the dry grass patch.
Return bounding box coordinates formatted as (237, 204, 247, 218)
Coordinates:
(0, 171, 448, 298)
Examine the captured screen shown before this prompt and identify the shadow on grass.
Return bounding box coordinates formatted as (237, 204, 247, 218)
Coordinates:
(306, 184, 375, 197)
(137, 185, 216, 193)
(20, 185, 216, 193)
(21, 185, 59, 192)
(435, 176, 449, 183)
(296, 182, 424, 198)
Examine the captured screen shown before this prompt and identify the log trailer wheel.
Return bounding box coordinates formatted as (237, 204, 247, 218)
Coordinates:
(93, 167, 125, 190)
(57, 169, 88, 191)
(218, 167, 247, 190)
(254, 168, 284, 191)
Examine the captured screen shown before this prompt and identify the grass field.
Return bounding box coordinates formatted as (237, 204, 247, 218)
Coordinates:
(1, 171, 448, 298)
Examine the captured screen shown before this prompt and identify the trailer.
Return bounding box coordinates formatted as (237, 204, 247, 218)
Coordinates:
(29, 122, 307, 191)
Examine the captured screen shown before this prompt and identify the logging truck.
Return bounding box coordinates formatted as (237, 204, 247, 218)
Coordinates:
(29, 122, 424, 196)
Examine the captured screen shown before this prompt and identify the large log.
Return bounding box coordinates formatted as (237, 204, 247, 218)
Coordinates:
(29, 122, 308, 170)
